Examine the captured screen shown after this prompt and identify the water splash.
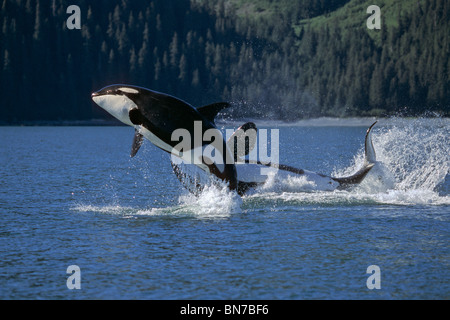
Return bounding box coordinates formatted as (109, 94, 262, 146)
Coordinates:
(255, 171, 319, 193)
(373, 118, 449, 193)
(261, 118, 450, 206)
(177, 183, 243, 219)
(73, 118, 449, 216)
(72, 182, 242, 220)
(171, 118, 449, 208)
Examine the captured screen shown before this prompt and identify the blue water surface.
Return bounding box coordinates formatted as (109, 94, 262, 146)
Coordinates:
(0, 120, 449, 299)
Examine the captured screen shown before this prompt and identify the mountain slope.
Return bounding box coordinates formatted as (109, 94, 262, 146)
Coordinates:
(0, 0, 448, 123)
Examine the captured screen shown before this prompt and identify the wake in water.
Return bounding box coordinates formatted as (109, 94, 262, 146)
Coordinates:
(73, 182, 242, 220)
(162, 117, 449, 214)
(73, 118, 449, 218)
(252, 117, 449, 206)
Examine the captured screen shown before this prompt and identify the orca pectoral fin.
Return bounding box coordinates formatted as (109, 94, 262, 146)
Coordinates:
(226, 122, 257, 162)
(130, 130, 144, 157)
(332, 121, 378, 188)
(197, 102, 231, 124)
(365, 121, 377, 164)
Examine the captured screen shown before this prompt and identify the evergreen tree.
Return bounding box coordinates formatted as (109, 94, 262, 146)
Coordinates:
(0, 0, 447, 123)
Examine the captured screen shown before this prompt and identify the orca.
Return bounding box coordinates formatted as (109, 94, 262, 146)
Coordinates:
(229, 121, 378, 194)
(92, 84, 378, 196)
(92, 84, 238, 190)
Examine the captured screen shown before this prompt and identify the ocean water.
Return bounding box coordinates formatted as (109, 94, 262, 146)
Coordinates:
(0, 118, 449, 300)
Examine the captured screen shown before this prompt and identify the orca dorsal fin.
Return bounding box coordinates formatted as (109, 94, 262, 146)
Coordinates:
(130, 129, 144, 158)
(197, 102, 231, 124)
(226, 122, 257, 162)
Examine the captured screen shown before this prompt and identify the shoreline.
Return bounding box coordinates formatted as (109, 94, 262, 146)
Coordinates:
(0, 116, 448, 127)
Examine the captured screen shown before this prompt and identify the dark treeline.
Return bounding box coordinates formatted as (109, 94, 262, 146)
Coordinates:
(295, 0, 449, 117)
(0, 0, 448, 123)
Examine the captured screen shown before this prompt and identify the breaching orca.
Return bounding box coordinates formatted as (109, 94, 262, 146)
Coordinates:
(91, 84, 237, 190)
(91, 84, 378, 196)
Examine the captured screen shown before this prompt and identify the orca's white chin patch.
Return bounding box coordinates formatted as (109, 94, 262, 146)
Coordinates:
(92, 94, 136, 126)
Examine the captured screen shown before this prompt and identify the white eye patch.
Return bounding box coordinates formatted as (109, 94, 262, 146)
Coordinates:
(118, 87, 139, 94)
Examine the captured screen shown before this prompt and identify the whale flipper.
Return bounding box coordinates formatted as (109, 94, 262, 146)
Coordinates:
(197, 102, 231, 124)
(130, 130, 144, 158)
(332, 121, 378, 188)
(364, 121, 377, 164)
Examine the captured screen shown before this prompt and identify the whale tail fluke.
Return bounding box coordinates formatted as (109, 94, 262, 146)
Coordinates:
(332, 121, 378, 188)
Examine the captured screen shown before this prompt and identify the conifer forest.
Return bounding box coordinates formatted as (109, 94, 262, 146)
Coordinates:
(0, 0, 448, 123)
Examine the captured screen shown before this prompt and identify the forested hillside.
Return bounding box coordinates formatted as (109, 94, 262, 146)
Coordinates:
(0, 0, 448, 123)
